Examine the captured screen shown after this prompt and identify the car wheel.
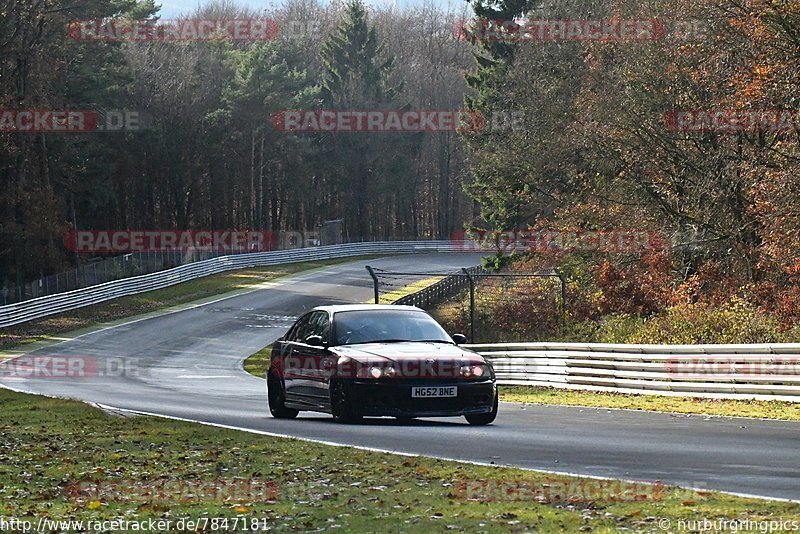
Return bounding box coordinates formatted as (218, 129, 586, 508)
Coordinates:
(330, 380, 363, 424)
(267, 372, 299, 419)
(465, 393, 498, 426)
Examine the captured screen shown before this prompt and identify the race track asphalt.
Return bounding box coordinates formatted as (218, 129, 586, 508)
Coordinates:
(2, 254, 798, 501)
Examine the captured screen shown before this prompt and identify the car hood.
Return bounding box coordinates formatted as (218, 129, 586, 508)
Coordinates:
(330, 342, 486, 366)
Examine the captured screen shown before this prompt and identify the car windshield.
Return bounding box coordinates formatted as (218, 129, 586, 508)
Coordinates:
(332, 310, 453, 346)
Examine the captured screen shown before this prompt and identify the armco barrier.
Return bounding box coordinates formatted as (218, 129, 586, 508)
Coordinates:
(0, 241, 459, 328)
(469, 343, 800, 402)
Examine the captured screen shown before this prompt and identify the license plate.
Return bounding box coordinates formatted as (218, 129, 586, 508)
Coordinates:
(411, 386, 457, 398)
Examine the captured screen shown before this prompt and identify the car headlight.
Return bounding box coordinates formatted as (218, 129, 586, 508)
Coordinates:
(460, 365, 485, 378)
(356, 366, 397, 379)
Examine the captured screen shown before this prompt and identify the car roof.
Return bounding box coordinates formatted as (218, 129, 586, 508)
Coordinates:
(312, 304, 424, 314)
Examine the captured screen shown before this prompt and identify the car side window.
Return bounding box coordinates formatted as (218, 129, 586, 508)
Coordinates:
(288, 313, 313, 342)
(308, 311, 330, 342)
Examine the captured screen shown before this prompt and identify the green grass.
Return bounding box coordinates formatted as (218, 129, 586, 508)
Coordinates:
(500, 386, 800, 421)
(371, 276, 444, 304)
(243, 346, 271, 377)
(0, 256, 381, 352)
(1, 388, 798, 532)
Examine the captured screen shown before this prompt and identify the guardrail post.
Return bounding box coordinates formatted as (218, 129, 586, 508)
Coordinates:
(554, 268, 567, 320)
(462, 268, 476, 343)
(365, 266, 380, 304)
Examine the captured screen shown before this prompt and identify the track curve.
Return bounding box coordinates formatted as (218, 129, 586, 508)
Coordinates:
(2, 254, 799, 501)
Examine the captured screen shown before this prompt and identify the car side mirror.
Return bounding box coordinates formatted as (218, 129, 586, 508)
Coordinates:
(305, 334, 325, 347)
(452, 333, 468, 345)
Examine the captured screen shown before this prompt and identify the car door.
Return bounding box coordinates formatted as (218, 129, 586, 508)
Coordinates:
(291, 310, 332, 409)
(282, 312, 313, 401)
(304, 311, 335, 407)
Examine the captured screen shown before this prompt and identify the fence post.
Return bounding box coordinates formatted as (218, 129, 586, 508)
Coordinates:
(462, 268, 476, 343)
(554, 268, 567, 320)
(365, 266, 380, 304)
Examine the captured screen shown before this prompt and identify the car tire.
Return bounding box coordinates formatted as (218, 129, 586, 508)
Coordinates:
(267, 372, 299, 419)
(330, 380, 363, 424)
(465, 393, 498, 426)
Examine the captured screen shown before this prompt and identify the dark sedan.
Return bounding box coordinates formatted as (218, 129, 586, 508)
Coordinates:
(266, 305, 498, 425)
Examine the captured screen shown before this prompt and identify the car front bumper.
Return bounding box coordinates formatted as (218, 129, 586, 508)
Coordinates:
(346, 379, 497, 418)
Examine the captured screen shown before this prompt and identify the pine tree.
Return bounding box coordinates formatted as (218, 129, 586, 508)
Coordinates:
(319, 0, 400, 107)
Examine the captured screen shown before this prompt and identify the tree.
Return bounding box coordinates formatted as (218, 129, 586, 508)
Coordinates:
(317, 0, 412, 239)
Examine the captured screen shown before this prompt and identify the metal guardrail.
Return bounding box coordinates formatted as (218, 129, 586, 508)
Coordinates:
(380, 268, 800, 401)
(470, 343, 800, 402)
(0, 241, 459, 328)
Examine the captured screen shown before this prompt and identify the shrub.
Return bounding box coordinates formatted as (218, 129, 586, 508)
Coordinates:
(618, 299, 791, 344)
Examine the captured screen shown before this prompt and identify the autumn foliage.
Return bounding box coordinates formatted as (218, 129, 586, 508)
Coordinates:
(454, 0, 800, 342)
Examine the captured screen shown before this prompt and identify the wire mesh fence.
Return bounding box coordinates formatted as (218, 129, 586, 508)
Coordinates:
(1, 233, 436, 305)
(369, 266, 488, 308)
(366, 266, 566, 343)
(463, 273, 566, 344)
(1, 249, 248, 305)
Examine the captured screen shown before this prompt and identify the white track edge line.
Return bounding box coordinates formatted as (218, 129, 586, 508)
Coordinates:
(80, 398, 800, 504)
(0, 381, 794, 504)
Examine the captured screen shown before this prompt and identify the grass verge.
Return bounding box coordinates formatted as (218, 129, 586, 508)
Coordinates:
(2, 388, 797, 532)
(243, 347, 272, 377)
(372, 276, 444, 304)
(500, 386, 800, 421)
(0, 256, 381, 352)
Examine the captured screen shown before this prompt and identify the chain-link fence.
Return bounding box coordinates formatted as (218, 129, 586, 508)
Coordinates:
(1, 249, 242, 305)
(366, 266, 566, 343)
(1, 232, 460, 305)
(460, 273, 566, 344)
